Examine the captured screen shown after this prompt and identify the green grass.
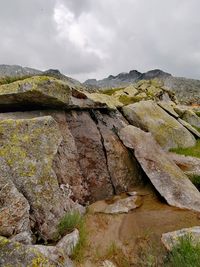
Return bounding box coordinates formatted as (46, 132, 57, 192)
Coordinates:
(195, 112, 200, 117)
(170, 139, 200, 159)
(165, 235, 200, 267)
(190, 175, 200, 190)
(58, 211, 83, 236)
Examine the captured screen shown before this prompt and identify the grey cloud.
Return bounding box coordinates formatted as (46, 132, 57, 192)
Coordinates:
(0, 0, 200, 81)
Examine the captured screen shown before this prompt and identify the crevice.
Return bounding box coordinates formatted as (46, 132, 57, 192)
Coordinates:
(89, 110, 116, 195)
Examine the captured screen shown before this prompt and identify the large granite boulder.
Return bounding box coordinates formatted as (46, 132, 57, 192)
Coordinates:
(122, 100, 196, 150)
(0, 116, 71, 240)
(119, 125, 200, 212)
(181, 109, 200, 128)
(93, 110, 143, 193)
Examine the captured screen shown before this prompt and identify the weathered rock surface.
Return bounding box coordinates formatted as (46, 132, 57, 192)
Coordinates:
(66, 111, 114, 202)
(0, 116, 71, 240)
(119, 125, 200, 212)
(56, 229, 79, 256)
(93, 110, 143, 193)
(102, 260, 117, 267)
(168, 152, 200, 177)
(161, 226, 200, 250)
(0, 161, 31, 237)
(181, 109, 200, 128)
(157, 101, 179, 118)
(85, 92, 123, 109)
(178, 118, 200, 138)
(0, 236, 74, 266)
(122, 100, 196, 150)
(89, 195, 142, 214)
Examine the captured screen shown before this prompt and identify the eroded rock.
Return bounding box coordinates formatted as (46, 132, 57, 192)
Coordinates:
(119, 125, 200, 212)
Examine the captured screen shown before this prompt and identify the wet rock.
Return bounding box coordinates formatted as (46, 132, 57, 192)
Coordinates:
(168, 152, 200, 177)
(119, 125, 200, 212)
(0, 116, 71, 240)
(0, 160, 30, 237)
(89, 195, 142, 214)
(93, 110, 143, 194)
(178, 118, 200, 138)
(161, 226, 200, 251)
(122, 100, 196, 150)
(66, 111, 114, 202)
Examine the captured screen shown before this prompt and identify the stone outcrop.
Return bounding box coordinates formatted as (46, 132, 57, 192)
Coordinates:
(122, 100, 196, 150)
(119, 125, 200, 212)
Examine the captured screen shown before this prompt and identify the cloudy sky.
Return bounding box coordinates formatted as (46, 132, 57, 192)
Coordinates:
(0, 0, 200, 81)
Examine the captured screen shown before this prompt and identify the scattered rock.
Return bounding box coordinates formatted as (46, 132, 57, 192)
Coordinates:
(161, 226, 200, 251)
(122, 100, 196, 150)
(119, 125, 200, 212)
(168, 152, 200, 177)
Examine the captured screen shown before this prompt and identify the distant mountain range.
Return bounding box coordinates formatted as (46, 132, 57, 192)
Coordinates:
(84, 69, 200, 105)
(0, 65, 199, 104)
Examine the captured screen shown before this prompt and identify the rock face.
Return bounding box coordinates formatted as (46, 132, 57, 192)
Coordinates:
(161, 227, 200, 250)
(122, 100, 196, 150)
(0, 161, 30, 237)
(0, 116, 69, 240)
(119, 125, 200, 212)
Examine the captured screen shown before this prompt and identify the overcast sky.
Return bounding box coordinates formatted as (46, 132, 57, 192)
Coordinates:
(0, 0, 200, 81)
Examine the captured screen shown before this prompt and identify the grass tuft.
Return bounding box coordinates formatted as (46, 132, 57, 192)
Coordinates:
(165, 234, 200, 267)
(170, 139, 200, 159)
(58, 211, 83, 236)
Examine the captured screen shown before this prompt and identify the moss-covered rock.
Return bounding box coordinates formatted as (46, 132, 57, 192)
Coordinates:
(122, 100, 196, 150)
(0, 116, 71, 240)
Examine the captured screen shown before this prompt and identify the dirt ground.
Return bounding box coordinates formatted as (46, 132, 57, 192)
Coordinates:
(76, 185, 200, 267)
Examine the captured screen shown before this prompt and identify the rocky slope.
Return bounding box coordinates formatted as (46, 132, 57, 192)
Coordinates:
(0, 75, 200, 266)
(84, 69, 200, 105)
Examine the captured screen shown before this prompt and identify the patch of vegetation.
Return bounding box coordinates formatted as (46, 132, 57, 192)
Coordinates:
(165, 235, 200, 267)
(195, 111, 200, 117)
(192, 125, 200, 133)
(119, 95, 140, 105)
(0, 75, 32, 85)
(101, 87, 124, 96)
(98, 241, 131, 267)
(170, 139, 200, 159)
(190, 175, 200, 190)
(58, 211, 83, 236)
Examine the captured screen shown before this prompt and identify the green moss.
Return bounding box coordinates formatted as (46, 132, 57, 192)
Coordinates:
(101, 87, 125, 96)
(0, 75, 32, 85)
(170, 139, 200, 158)
(119, 95, 140, 105)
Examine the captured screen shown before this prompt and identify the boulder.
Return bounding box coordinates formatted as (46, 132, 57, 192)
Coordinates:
(66, 111, 114, 202)
(157, 101, 179, 118)
(85, 92, 123, 109)
(119, 125, 200, 212)
(93, 110, 143, 193)
(181, 109, 200, 128)
(0, 116, 71, 240)
(0, 161, 30, 237)
(0, 76, 112, 110)
(168, 152, 200, 177)
(178, 118, 200, 138)
(161, 227, 200, 251)
(122, 100, 196, 150)
(0, 236, 73, 266)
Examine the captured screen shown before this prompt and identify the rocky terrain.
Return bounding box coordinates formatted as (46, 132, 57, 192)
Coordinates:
(0, 71, 200, 266)
(84, 69, 200, 105)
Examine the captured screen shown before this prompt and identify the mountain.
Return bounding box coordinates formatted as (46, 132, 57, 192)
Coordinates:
(84, 69, 200, 104)
(0, 64, 82, 88)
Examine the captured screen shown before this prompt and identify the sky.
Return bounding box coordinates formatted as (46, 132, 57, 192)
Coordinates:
(0, 0, 200, 82)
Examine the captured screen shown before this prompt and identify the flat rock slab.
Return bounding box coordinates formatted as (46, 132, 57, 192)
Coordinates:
(0, 76, 111, 110)
(178, 118, 200, 138)
(161, 226, 200, 250)
(119, 125, 200, 212)
(89, 195, 142, 214)
(122, 100, 196, 150)
(158, 101, 179, 118)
